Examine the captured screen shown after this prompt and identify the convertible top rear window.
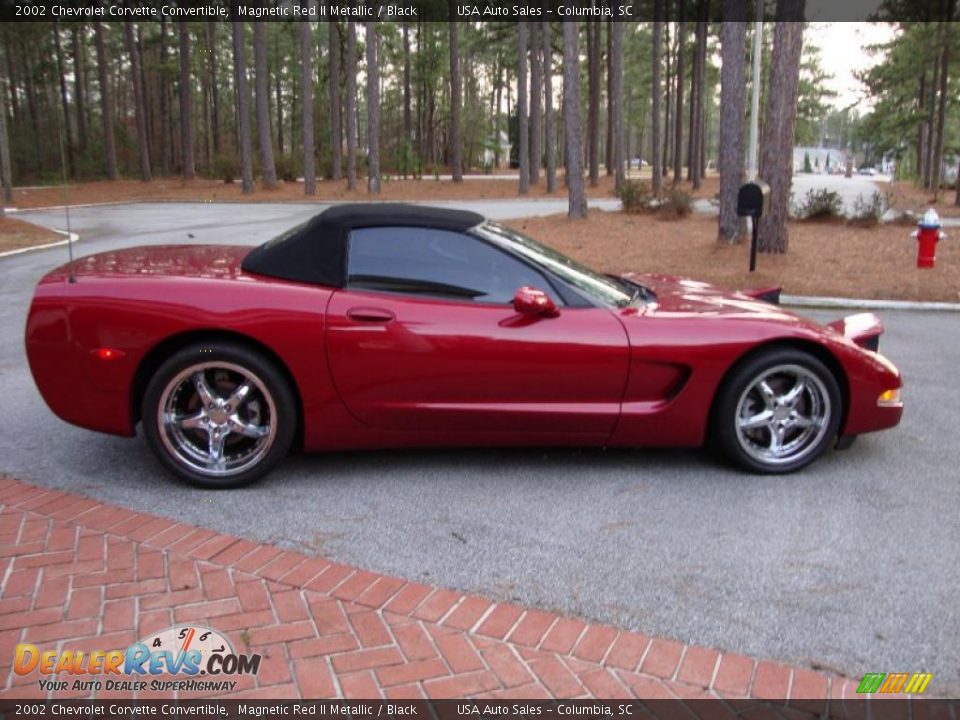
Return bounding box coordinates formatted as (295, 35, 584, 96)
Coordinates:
(241, 204, 485, 287)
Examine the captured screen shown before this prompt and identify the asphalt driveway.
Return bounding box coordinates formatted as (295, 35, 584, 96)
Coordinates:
(3, 202, 958, 694)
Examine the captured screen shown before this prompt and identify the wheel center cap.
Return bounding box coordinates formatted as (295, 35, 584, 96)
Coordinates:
(773, 406, 791, 422)
(209, 409, 229, 425)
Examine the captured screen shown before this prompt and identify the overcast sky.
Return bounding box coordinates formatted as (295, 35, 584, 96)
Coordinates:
(805, 23, 898, 111)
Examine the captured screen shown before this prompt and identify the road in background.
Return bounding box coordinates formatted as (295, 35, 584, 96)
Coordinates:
(3, 202, 957, 694)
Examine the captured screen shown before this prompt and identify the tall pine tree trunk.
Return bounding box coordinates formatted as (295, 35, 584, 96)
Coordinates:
(0, 58, 12, 204)
(4, 40, 19, 124)
(274, 30, 283, 156)
(124, 23, 151, 182)
(93, 22, 118, 180)
(301, 9, 315, 195)
(931, 20, 951, 200)
(253, 23, 276, 186)
(610, 20, 624, 193)
(231, 20, 254, 194)
(542, 19, 556, 193)
(518, 22, 529, 195)
(449, 20, 462, 181)
(563, 21, 586, 218)
(136, 28, 152, 169)
(651, 8, 662, 197)
(529, 21, 541, 185)
(923, 50, 939, 190)
(493, 55, 502, 169)
(690, 13, 707, 189)
(662, 20, 671, 178)
(52, 24, 75, 177)
(21, 41, 42, 176)
(158, 21, 172, 175)
(402, 22, 412, 177)
(717, 10, 747, 243)
(606, 19, 613, 176)
(587, 19, 600, 187)
(366, 22, 380, 194)
(179, 22, 195, 179)
(916, 73, 926, 183)
(71, 26, 88, 155)
(207, 23, 220, 156)
(758, 4, 804, 254)
(345, 22, 357, 189)
(673, 13, 685, 182)
(329, 18, 342, 181)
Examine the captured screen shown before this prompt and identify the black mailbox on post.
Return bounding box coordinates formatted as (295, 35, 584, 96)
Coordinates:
(737, 180, 771, 272)
(737, 180, 770, 218)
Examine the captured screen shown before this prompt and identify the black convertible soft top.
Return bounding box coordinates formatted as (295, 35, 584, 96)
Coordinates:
(241, 203, 485, 287)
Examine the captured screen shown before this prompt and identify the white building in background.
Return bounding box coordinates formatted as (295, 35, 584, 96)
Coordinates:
(483, 131, 512, 170)
(793, 146, 848, 173)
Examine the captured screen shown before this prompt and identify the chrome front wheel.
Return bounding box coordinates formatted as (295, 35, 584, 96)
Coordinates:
(715, 350, 842, 474)
(734, 364, 831, 467)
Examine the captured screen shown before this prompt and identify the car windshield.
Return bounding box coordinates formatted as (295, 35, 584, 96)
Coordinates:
(473, 222, 637, 308)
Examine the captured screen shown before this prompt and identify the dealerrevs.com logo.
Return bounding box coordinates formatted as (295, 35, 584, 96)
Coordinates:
(14, 625, 261, 694)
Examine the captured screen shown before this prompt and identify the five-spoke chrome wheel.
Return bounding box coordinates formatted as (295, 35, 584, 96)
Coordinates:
(715, 350, 842, 473)
(734, 364, 831, 467)
(158, 362, 277, 477)
(143, 343, 296, 488)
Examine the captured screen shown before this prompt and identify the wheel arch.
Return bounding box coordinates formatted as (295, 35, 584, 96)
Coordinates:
(707, 338, 851, 442)
(130, 329, 305, 449)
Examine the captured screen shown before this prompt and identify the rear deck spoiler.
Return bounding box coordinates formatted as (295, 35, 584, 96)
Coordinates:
(742, 285, 782, 304)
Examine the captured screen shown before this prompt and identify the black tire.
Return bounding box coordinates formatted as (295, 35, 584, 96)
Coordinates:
(713, 348, 842, 474)
(141, 341, 296, 488)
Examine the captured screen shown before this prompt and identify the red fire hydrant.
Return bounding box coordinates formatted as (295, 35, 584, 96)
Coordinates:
(914, 208, 945, 268)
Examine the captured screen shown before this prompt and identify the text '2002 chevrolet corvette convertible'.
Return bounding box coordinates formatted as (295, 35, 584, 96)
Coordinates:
(25, 204, 902, 488)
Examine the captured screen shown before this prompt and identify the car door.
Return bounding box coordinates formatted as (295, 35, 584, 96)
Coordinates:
(325, 226, 630, 437)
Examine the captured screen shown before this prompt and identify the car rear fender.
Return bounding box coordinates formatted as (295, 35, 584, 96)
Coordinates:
(130, 328, 305, 449)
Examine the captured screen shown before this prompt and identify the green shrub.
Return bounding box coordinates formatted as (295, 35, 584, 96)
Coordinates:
(211, 154, 239, 184)
(274, 154, 301, 183)
(796, 188, 843, 221)
(618, 179, 654, 214)
(848, 191, 889, 228)
(657, 188, 692, 220)
(803, 152, 812, 173)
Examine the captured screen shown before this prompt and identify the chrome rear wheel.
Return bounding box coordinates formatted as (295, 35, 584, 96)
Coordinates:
(158, 362, 277, 478)
(143, 343, 296, 488)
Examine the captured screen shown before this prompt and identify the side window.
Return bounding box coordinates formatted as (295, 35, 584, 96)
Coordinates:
(347, 227, 560, 305)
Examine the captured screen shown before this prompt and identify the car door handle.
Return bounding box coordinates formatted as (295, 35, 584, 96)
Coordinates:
(346, 307, 395, 323)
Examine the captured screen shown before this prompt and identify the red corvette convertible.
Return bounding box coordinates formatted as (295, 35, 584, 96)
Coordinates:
(25, 204, 902, 488)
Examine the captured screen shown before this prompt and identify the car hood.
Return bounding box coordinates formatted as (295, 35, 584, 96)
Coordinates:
(48, 244, 252, 282)
(622, 272, 802, 322)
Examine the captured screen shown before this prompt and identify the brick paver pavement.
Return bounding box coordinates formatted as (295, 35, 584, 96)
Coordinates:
(0, 476, 857, 702)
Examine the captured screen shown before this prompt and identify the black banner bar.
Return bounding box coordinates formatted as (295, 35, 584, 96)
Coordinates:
(0, 0, 953, 23)
(0, 700, 958, 719)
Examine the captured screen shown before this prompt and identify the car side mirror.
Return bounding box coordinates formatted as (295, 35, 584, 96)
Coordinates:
(513, 286, 559, 317)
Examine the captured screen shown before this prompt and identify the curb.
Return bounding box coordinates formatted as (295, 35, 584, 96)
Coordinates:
(0, 475, 859, 702)
(781, 294, 960, 312)
(0, 228, 79, 259)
